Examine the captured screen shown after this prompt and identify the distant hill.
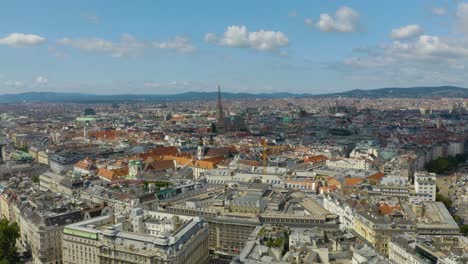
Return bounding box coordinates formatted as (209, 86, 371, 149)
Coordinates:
(0, 86, 467, 103)
(312, 86, 468, 99)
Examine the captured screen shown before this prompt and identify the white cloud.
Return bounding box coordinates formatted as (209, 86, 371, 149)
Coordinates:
(58, 34, 145, 57)
(457, 3, 468, 34)
(143, 82, 161, 88)
(152, 36, 195, 53)
(168, 81, 190, 87)
(3, 80, 25, 88)
(35, 76, 48, 85)
(343, 33, 468, 85)
(204, 33, 217, 44)
(390, 24, 424, 40)
(315, 6, 359, 33)
(304, 18, 314, 26)
(431, 7, 446, 16)
(347, 35, 468, 66)
(84, 14, 99, 24)
(392, 35, 468, 58)
(0, 33, 46, 47)
(288, 10, 298, 18)
(205, 25, 289, 52)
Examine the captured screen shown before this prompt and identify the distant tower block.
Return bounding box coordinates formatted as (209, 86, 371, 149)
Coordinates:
(216, 85, 225, 131)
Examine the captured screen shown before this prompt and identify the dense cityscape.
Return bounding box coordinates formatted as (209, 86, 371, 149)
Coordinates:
(0, 86, 465, 263)
(2, 1, 468, 263)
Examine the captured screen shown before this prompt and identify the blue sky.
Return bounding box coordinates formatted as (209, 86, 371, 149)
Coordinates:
(0, 0, 467, 94)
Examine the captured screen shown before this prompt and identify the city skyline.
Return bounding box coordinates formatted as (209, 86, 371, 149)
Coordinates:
(1, 0, 468, 94)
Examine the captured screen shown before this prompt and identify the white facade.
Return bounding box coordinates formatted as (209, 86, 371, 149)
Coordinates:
(414, 171, 437, 201)
(62, 210, 209, 264)
(19, 217, 64, 264)
(389, 241, 426, 264)
(232, 173, 285, 188)
(323, 193, 355, 231)
(381, 174, 409, 186)
(326, 158, 372, 170)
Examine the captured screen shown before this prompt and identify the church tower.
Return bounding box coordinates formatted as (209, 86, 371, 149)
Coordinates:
(197, 135, 205, 160)
(216, 85, 225, 131)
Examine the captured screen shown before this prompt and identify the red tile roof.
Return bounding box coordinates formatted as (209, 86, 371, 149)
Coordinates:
(97, 167, 128, 181)
(344, 178, 364, 186)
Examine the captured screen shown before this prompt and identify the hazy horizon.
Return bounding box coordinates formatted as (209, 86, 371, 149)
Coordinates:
(0, 85, 467, 98)
(1, 1, 468, 94)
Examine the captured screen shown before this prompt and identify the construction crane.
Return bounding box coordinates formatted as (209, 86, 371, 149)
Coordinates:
(244, 139, 288, 175)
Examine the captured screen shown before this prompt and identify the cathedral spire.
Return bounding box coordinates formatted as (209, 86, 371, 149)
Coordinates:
(216, 84, 224, 125)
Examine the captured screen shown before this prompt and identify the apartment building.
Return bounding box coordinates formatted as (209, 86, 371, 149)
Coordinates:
(62, 209, 209, 264)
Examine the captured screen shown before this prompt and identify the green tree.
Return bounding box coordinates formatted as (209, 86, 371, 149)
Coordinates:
(461, 225, 468, 236)
(453, 215, 463, 224)
(436, 193, 453, 208)
(84, 108, 96, 116)
(455, 154, 467, 163)
(0, 219, 20, 264)
(425, 155, 463, 174)
(31, 176, 39, 184)
(19, 146, 28, 153)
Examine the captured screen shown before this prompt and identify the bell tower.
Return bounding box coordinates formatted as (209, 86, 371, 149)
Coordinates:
(197, 135, 205, 160)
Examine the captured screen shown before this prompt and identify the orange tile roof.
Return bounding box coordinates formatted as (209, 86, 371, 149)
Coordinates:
(135, 146, 180, 161)
(97, 167, 128, 181)
(163, 155, 193, 166)
(367, 172, 385, 181)
(146, 160, 176, 170)
(75, 160, 94, 170)
(304, 155, 328, 163)
(149, 146, 179, 156)
(193, 160, 216, 170)
(378, 203, 401, 215)
(344, 177, 364, 186)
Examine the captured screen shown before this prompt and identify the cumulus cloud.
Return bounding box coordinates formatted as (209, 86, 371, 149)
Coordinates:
(58, 34, 145, 57)
(314, 6, 359, 33)
(152, 36, 195, 53)
(457, 3, 468, 34)
(343, 33, 468, 85)
(35, 76, 49, 85)
(346, 35, 468, 67)
(431, 7, 446, 16)
(0, 33, 46, 47)
(390, 24, 424, 40)
(393, 35, 468, 58)
(205, 25, 289, 52)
